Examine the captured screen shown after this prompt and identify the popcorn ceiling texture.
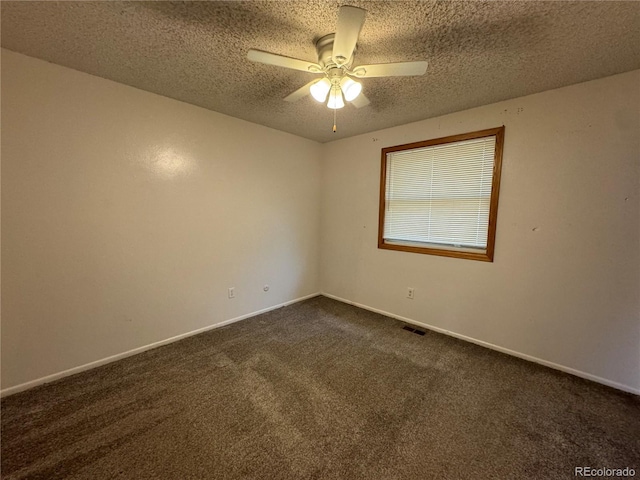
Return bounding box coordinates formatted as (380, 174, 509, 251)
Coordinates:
(2, 1, 639, 143)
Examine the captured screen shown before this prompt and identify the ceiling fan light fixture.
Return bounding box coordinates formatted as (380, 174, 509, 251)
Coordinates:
(327, 86, 345, 109)
(310, 78, 331, 102)
(340, 77, 362, 101)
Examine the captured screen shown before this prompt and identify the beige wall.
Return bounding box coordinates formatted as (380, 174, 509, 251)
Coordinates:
(320, 70, 640, 392)
(1, 50, 322, 391)
(2, 49, 639, 394)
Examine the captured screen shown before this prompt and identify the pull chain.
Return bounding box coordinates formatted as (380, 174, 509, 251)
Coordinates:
(332, 107, 337, 133)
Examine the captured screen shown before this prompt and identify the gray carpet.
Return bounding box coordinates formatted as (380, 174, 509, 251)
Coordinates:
(2, 296, 639, 479)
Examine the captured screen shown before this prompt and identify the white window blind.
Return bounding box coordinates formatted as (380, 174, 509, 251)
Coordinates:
(384, 135, 496, 251)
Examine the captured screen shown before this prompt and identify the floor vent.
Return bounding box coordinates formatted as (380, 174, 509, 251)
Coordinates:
(403, 325, 426, 336)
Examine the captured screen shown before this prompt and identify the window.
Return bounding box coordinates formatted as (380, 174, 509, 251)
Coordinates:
(378, 126, 505, 262)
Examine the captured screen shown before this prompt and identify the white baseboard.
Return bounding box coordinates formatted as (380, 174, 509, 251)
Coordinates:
(321, 292, 640, 395)
(0, 292, 321, 398)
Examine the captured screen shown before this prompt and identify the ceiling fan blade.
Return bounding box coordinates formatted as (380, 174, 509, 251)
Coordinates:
(352, 61, 428, 78)
(247, 49, 322, 73)
(284, 80, 318, 102)
(332, 6, 366, 66)
(350, 93, 370, 108)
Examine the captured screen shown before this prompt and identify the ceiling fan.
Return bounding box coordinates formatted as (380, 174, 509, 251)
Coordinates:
(247, 5, 428, 111)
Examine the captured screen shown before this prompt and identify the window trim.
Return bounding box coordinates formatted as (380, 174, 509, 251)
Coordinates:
(378, 126, 505, 262)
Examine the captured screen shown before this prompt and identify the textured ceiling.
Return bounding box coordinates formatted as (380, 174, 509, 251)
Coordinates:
(2, 1, 639, 143)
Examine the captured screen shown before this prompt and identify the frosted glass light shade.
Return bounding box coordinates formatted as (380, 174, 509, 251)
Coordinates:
(310, 78, 331, 103)
(327, 86, 345, 109)
(340, 77, 362, 101)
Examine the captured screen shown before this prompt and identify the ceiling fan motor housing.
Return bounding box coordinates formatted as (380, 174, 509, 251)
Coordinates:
(315, 34, 355, 71)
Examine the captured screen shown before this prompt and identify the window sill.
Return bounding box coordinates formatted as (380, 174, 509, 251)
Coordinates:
(378, 240, 494, 262)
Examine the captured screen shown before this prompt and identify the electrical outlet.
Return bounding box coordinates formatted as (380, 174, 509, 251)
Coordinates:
(228, 287, 235, 299)
(407, 287, 414, 299)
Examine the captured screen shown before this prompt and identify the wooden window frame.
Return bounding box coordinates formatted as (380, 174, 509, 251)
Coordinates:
(378, 126, 505, 262)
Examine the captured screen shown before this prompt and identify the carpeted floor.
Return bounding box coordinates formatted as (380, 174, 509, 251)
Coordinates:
(2, 296, 639, 479)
